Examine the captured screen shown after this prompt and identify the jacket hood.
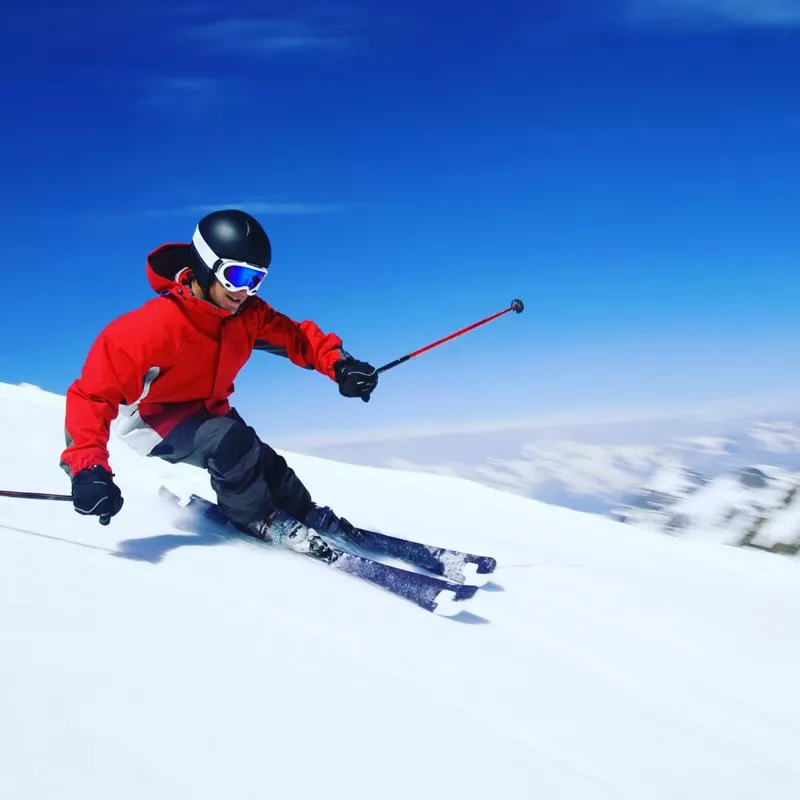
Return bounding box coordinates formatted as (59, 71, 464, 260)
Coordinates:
(146, 243, 193, 294)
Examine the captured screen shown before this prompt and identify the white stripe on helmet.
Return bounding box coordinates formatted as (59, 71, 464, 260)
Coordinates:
(192, 226, 219, 269)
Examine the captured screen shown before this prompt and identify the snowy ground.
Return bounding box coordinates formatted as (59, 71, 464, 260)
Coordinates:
(2, 382, 800, 800)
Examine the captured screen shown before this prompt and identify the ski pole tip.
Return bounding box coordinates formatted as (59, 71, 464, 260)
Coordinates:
(511, 298, 525, 314)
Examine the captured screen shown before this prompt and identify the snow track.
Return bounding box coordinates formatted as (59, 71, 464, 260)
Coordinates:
(2, 382, 800, 799)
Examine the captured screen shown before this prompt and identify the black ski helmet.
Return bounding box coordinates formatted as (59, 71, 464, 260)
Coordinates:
(190, 209, 272, 295)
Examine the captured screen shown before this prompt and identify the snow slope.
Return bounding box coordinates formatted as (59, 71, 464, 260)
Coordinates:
(2, 382, 800, 800)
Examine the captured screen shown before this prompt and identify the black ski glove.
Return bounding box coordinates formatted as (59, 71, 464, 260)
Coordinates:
(334, 355, 378, 403)
(71, 465, 124, 526)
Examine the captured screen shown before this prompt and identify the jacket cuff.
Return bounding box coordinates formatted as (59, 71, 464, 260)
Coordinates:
(325, 347, 347, 380)
(62, 454, 112, 479)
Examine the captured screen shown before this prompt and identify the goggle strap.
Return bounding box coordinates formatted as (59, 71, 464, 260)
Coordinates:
(192, 227, 219, 270)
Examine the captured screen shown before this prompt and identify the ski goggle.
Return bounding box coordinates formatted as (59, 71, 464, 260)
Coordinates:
(214, 260, 269, 295)
(192, 225, 270, 296)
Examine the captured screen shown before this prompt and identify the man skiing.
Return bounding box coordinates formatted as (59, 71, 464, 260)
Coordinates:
(60, 208, 378, 552)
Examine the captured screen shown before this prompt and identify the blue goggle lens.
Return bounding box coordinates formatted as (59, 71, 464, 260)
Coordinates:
(220, 263, 268, 292)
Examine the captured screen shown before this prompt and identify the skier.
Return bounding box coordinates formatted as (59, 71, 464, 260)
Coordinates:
(60, 208, 378, 552)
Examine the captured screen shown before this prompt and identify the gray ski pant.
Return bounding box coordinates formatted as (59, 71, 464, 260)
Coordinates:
(149, 409, 313, 527)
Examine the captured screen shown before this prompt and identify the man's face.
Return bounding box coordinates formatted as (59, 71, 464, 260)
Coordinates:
(208, 279, 249, 313)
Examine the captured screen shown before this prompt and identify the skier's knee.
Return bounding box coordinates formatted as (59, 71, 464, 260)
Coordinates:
(213, 421, 260, 474)
(260, 442, 289, 478)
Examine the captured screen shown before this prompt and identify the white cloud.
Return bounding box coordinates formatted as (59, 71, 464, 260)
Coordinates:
(747, 422, 800, 453)
(672, 436, 737, 455)
(223, 201, 343, 215)
(623, 0, 800, 28)
(281, 391, 800, 450)
(142, 77, 233, 112)
(382, 442, 668, 499)
(144, 201, 342, 218)
(187, 17, 356, 54)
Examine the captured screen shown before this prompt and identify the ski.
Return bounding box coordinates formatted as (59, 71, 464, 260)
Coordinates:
(330, 523, 496, 587)
(158, 488, 478, 616)
(325, 548, 478, 615)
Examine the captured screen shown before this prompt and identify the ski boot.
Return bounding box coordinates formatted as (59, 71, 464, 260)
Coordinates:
(247, 510, 338, 564)
(302, 504, 373, 558)
(304, 504, 357, 537)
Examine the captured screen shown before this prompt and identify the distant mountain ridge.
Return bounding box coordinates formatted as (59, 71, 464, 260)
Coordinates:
(299, 414, 800, 517)
(611, 463, 800, 556)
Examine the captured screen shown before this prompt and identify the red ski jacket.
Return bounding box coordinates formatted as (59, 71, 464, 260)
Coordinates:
(60, 243, 344, 477)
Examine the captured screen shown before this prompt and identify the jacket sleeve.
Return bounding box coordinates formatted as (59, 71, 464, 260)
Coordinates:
(253, 302, 344, 379)
(60, 320, 151, 478)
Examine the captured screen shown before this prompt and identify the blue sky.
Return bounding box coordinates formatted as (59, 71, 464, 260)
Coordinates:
(2, 0, 800, 443)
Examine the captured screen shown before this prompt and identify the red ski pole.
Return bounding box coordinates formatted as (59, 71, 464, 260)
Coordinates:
(377, 298, 524, 374)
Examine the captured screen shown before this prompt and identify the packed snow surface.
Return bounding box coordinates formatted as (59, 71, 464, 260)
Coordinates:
(1, 382, 800, 799)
